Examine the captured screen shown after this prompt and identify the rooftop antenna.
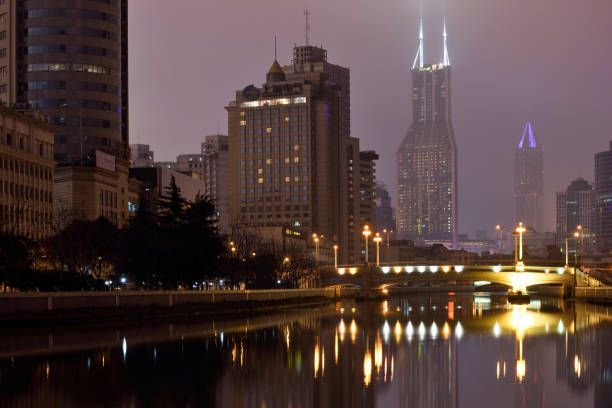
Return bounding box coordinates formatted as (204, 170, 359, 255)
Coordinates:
(443, 16, 450, 66)
(304, 8, 311, 45)
(274, 35, 277, 60)
(412, 0, 424, 69)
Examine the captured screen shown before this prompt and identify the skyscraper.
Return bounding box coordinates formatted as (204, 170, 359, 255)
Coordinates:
(396, 17, 457, 244)
(1, 1, 129, 163)
(226, 45, 376, 263)
(514, 121, 543, 230)
(595, 142, 612, 252)
(555, 178, 596, 251)
(0, 1, 139, 228)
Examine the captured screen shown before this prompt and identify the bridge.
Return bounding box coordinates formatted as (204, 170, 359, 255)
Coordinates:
(319, 263, 578, 296)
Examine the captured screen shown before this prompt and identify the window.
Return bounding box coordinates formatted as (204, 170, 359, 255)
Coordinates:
(0, 48, 6, 58)
(0, 31, 6, 40)
(0, 66, 7, 76)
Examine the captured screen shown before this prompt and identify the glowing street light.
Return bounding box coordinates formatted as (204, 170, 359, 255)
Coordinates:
(495, 225, 506, 254)
(515, 223, 526, 272)
(333, 245, 339, 269)
(313, 235, 320, 267)
(373, 233, 382, 266)
(362, 225, 371, 265)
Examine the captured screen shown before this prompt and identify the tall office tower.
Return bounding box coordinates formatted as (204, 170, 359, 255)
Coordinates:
(0, 1, 129, 162)
(515, 121, 544, 230)
(555, 178, 595, 247)
(226, 45, 373, 263)
(0, 1, 138, 227)
(396, 17, 458, 245)
(174, 135, 230, 234)
(595, 142, 612, 252)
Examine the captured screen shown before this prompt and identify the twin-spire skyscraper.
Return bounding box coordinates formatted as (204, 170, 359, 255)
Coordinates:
(396, 5, 458, 245)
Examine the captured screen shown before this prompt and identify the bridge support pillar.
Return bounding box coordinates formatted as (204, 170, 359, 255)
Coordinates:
(360, 264, 371, 296)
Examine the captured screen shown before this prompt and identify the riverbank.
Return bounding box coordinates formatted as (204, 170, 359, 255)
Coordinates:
(0, 288, 358, 325)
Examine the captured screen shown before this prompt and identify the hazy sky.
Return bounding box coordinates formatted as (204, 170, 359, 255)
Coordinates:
(129, 0, 612, 237)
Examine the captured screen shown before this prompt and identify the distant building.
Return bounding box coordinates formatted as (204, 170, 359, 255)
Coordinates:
(359, 151, 378, 230)
(129, 144, 155, 168)
(129, 167, 206, 212)
(556, 178, 596, 251)
(150, 135, 230, 234)
(595, 142, 612, 252)
(226, 44, 373, 263)
(0, 106, 56, 240)
(374, 182, 395, 232)
(515, 121, 544, 231)
(396, 18, 457, 245)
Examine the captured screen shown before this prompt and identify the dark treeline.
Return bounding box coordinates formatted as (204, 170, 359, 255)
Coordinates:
(0, 177, 315, 292)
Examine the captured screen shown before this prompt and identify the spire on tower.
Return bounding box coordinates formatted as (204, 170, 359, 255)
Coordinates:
(518, 121, 537, 149)
(443, 17, 450, 66)
(304, 8, 311, 46)
(412, 0, 424, 69)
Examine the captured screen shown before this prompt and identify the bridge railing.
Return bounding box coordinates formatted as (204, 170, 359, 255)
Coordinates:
(323, 264, 574, 276)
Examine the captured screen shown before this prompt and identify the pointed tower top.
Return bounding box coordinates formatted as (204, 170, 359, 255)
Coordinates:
(443, 17, 450, 66)
(518, 121, 538, 149)
(412, 0, 424, 69)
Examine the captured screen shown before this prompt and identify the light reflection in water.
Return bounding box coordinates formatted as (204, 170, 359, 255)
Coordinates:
(0, 294, 608, 408)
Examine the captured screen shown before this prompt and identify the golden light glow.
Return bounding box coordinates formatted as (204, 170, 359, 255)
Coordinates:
(339, 319, 346, 341)
(394, 321, 402, 343)
(442, 265, 451, 273)
(363, 350, 372, 386)
(334, 331, 339, 364)
(349, 268, 358, 275)
(374, 335, 383, 373)
(442, 322, 451, 339)
(574, 355, 581, 378)
(314, 343, 320, 378)
(516, 359, 526, 382)
(350, 319, 357, 343)
(393, 266, 402, 273)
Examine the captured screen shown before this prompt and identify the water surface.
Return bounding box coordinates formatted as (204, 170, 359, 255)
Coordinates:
(1, 293, 611, 407)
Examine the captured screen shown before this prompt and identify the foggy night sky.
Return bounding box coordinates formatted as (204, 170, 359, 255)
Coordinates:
(128, 0, 612, 237)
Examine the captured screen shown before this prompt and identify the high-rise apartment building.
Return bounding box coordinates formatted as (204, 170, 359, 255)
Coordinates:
(359, 150, 378, 231)
(226, 45, 375, 263)
(515, 121, 543, 230)
(595, 142, 612, 252)
(556, 178, 596, 251)
(0, 1, 137, 228)
(396, 18, 457, 244)
(0, 106, 55, 240)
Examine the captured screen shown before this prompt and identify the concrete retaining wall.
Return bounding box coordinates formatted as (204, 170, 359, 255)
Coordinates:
(575, 287, 612, 300)
(0, 287, 356, 315)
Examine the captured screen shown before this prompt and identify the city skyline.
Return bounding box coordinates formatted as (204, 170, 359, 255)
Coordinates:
(128, 0, 612, 237)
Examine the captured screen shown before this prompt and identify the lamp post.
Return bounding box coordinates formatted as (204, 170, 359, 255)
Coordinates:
(495, 225, 506, 254)
(314, 236, 320, 267)
(574, 231, 580, 268)
(565, 235, 569, 268)
(373, 233, 382, 266)
(362, 225, 371, 265)
(333, 245, 338, 269)
(515, 223, 526, 272)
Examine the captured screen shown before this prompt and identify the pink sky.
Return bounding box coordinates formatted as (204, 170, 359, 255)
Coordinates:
(129, 0, 612, 236)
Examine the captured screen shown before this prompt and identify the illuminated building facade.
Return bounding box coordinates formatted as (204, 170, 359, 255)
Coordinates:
(396, 18, 457, 244)
(555, 178, 596, 251)
(595, 142, 612, 252)
(226, 45, 376, 263)
(514, 121, 544, 230)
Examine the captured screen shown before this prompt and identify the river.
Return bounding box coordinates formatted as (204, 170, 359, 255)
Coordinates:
(0, 292, 611, 407)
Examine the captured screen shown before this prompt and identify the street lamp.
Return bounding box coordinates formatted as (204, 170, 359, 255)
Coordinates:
(574, 231, 580, 268)
(313, 234, 320, 267)
(362, 225, 371, 265)
(333, 245, 339, 269)
(373, 233, 382, 266)
(515, 223, 526, 272)
(495, 225, 506, 254)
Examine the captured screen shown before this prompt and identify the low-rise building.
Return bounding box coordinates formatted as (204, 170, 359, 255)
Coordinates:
(0, 106, 55, 240)
(54, 151, 141, 230)
(129, 144, 155, 168)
